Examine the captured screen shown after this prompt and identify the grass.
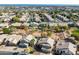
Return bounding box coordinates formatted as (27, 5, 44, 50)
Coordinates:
(72, 28, 79, 36)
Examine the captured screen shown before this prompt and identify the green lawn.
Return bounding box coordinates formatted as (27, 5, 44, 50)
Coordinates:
(72, 28, 79, 36)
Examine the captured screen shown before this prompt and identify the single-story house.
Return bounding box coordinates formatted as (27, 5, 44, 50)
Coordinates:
(19, 16, 26, 22)
(0, 46, 25, 55)
(24, 34, 37, 45)
(0, 23, 9, 28)
(11, 23, 22, 27)
(58, 22, 68, 26)
(19, 34, 37, 48)
(76, 21, 79, 27)
(4, 34, 22, 46)
(44, 13, 54, 22)
(55, 40, 77, 55)
(36, 37, 55, 53)
(0, 34, 8, 45)
(22, 23, 30, 26)
(49, 23, 58, 26)
(76, 45, 79, 55)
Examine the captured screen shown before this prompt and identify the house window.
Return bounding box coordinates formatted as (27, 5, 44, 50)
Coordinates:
(57, 50, 59, 53)
(62, 51, 65, 54)
(60, 51, 65, 55)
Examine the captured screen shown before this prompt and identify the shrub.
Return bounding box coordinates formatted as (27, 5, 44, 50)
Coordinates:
(3, 28, 12, 34)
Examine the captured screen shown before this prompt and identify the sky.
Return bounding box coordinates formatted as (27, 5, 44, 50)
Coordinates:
(0, 0, 79, 5)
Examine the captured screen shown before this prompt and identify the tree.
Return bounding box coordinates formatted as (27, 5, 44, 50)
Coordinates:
(62, 26, 68, 30)
(16, 15, 22, 18)
(29, 39, 35, 47)
(24, 26, 29, 33)
(47, 31, 52, 37)
(3, 28, 12, 34)
(12, 16, 19, 22)
(41, 31, 47, 37)
(71, 29, 79, 41)
(0, 12, 2, 16)
(55, 26, 61, 32)
(24, 47, 34, 54)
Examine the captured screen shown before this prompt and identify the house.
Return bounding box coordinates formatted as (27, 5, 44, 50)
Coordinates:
(44, 13, 54, 22)
(68, 22, 75, 27)
(11, 23, 22, 27)
(18, 42, 29, 48)
(19, 34, 37, 48)
(58, 22, 68, 26)
(65, 37, 76, 44)
(24, 34, 37, 45)
(19, 15, 26, 22)
(4, 18, 11, 22)
(49, 23, 58, 26)
(0, 34, 8, 45)
(39, 22, 48, 27)
(4, 34, 22, 46)
(29, 22, 39, 27)
(63, 17, 70, 22)
(0, 23, 9, 28)
(0, 46, 25, 55)
(76, 45, 79, 55)
(34, 13, 41, 22)
(76, 21, 79, 27)
(36, 37, 55, 53)
(23, 23, 30, 26)
(55, 40, 77, 55)
(57, 15, 63, 21)
(57, 15, 70, 22)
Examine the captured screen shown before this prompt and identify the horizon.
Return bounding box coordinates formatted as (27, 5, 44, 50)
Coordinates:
(0, 4, 79, 6)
